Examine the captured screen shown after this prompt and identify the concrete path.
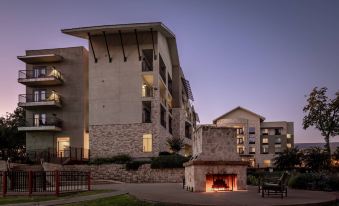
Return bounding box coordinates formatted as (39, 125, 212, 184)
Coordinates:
(94, 183, 337, 206)
(3, 191, 127, 206)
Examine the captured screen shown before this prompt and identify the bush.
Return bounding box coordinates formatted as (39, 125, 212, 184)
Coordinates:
(288, 172, 339, 191)
(247, 175, 259, 186)
(89, 154, 132, 165)
(126, 160, 149, 171)
(159, 151, 171, 156)
(151, 154, 190, 169)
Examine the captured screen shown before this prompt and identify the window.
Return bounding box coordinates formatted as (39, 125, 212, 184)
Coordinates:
(287, 143, 292, 149)
(261, 145, 269, 154)
(275, 137, 281, 144)
(33, 113, 46, 126)
(249, 127, 255, 134)
(237, 138, 244, 144)
(159, 55, 166, 83)
(263, 160, 271, 168)
(185, 121, 192, 139)
(275, 144, 282, 153)
(143, 134, 152, 152)
(287, 134, 292, 139)
(142, 75, 153, 97)
(33, 66, 47, 78)
(261, 129, 269, 135)
(142, 101, 152, 123)
(142, 50, 153, 71)
(275, 128, 282, 135)
(249, 134, 255, 144)
(160, 105, 166, 128)
(262, 137, 269, 144)
(238, 147, 244, 154)
(168, 73, 173, 95)
(236, 128, 244, 135)
(249, 147, 255, 154)
(57, 137, 70, 157)
(169, 116, 172, 134)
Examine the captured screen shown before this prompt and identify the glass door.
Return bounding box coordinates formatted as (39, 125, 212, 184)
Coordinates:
(57, 137, 70, 158)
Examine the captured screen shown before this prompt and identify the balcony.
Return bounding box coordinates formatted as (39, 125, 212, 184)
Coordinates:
(18, 92, 62, 108)
(18, 67, 63, 86)
(18, 116, 62, 132)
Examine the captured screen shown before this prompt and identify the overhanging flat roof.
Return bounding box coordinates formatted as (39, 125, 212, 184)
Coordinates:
(61, 22, 180, 67)
(61, 22, 175, 39)
(17, 54, 63, 64)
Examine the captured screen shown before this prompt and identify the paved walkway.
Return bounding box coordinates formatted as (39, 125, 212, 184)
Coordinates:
(94, 183, 337, 206)
(3, 191, 127, 206)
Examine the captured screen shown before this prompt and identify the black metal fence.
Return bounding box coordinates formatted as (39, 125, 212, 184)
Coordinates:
(1, 171, 90, 196)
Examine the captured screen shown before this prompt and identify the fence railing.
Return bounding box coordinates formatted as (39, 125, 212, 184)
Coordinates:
(18, 67, 62, 80)
(18, 92, 62, 104)
(1, 171, 90, 196)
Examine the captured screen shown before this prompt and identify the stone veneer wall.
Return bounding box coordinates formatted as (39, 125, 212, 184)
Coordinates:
(43, 162, 184, 183)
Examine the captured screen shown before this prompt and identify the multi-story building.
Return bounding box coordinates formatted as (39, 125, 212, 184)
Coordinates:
(17, 22, 197, 160)
(213, 106, 294, 168)
(17, 47, 89, 159)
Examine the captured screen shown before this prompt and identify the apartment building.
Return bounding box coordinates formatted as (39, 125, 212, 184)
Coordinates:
(213, 106, 294, 168)
(17, 47, 89, 158)
(17, 22, 197, 159)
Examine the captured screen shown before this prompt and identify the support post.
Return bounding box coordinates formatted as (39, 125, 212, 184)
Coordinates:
(55, 170, 60, 196)
(88, 33, 98, 63)
(102, 31, 112, 63)
(28, 171, 33, 196)
(118, 30, 127, 62)
(150, 28, 157, 60)
(134, 29, 141, 61)
(2, 172, 7, 197)
(87, 171, 91, 191)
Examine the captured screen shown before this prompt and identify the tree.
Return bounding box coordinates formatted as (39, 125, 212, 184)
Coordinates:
(273, 147, 303, 170)
(302, 87, 339, 155)
(333, 147, 339, 161)
(166, 137, 185, 154)
(0, 107, 26, 150)
(303, 147, 330, 171)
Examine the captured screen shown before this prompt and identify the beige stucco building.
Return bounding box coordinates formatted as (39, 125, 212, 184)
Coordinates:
(212, 106, 294, 168)
(18, 22, 197, 160)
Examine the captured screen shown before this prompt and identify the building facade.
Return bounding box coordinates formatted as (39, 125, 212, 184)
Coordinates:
(213, 106, 294, 168)
(18, 22, 197, 159)
(17, 47, 89, 158)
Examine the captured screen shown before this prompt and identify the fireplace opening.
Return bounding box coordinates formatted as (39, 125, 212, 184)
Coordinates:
(206, 174, 237, 192)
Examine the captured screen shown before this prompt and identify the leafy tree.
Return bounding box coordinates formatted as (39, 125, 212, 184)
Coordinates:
(0, 107, 26, 150)
(273, 147, 303, 170)
(303, 147, 330, 171)
(166, 137, 185, 154)
(302, 87, 339, 155)
(333, 147, 339, 161)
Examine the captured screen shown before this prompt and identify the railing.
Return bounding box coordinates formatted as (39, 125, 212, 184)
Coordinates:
(0, 171, 90, 196)
(27, 147, 90, 164)
(18, 67, 62, 80)
(25, 116, 62, 128)
(18, 92, 61, 104)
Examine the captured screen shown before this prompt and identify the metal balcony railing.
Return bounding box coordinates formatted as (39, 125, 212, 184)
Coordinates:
(26, 116, 62, 128)
(18, 92, 61, 104)
(18, 67, 62, 80)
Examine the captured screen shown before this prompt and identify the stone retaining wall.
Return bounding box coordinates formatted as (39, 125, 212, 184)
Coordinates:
(43, 162, 184, 183)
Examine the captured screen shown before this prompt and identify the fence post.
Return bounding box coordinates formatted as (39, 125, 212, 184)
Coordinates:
(28, 171, 33, 196)
(2, 172, 7, 197)
(87, 171, 91, 191)
(55, 170, 60, 196)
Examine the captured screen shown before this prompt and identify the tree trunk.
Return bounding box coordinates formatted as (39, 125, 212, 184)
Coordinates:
(324, 135, 331, 157)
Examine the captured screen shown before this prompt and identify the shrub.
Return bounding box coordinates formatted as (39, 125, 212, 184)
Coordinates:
(151, 154, 190, 169)
(126, 160, 149, 171)
(159, 151, 171, 156)
(288, 172, 339, 191)
(89, 154, 132, 165)
(247, 175, 259, 186)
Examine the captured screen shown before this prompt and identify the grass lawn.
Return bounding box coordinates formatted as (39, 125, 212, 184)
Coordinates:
(64, 194, 178, 206)
(0, 190, 111, 205)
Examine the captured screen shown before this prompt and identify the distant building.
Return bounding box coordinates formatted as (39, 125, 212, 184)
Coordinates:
(212, 106, 294, 168)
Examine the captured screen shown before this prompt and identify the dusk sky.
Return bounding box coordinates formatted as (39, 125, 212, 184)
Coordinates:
(0, 0, 338, 143)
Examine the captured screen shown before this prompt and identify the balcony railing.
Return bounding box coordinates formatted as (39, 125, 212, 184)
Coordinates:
(18, 115, 62, 132)
(18, 92, 62, 108)
(18, 68, 63, 86)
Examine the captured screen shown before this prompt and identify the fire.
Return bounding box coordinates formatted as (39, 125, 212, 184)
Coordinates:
(205, 174, 237, 192)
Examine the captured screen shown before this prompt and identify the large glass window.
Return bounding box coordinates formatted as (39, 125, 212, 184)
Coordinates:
(142, 50, 153, 72)
(263, 160, 271, 167)
(262, 137, 269, 144)
(261, 145, 269, 154)
(160, 105, 166, 128)
(143, 134, 152, 152)
(57, 137, 70, 157)
(159, 55, 166, 83)
(249, 147, 255, 154)
(142, 101, 152, 123)
(249, 134, 255, 144)
(249, 127, 255, 134)
(275, 144, 282, 153)
(261, 129, 269, 135)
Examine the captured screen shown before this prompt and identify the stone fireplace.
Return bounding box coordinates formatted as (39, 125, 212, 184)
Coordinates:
(184, 125, 247, 192)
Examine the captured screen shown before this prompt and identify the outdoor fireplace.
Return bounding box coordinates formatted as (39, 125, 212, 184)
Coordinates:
(184, 125, 247, 192)
(206, 174, 237, 192)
